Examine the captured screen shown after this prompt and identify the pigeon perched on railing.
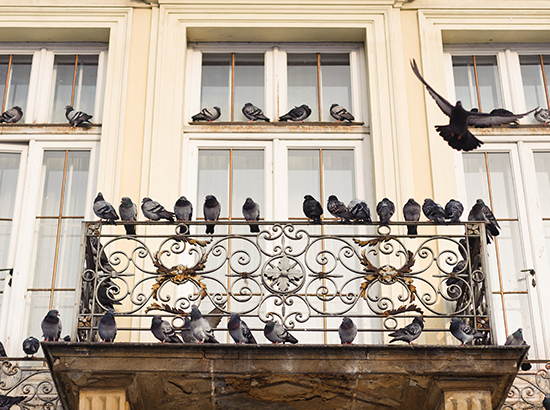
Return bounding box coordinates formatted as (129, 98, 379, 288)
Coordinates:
(242, 197, 260, 233)
(98, 309, 117, 342)
(445, 199, 464, 224)
(174, 196, 193, 221)
(94, 193, 119, 225)
(534, 108, 550, 125)
(242, 103, 270, 122)
(348, 198, 372, 223)
(150, 316, 182, 343)
(119, 197, 137, 235)
(422, 198, 446, 224)
(327, 195, 353, 222)
(203, 195, 221, 234)
(449, 317, 484, 345)
(141, 197, 175, 222)
(376, 198, 395, 226)
(190, 306, 219, 343)
(467, 199, 500, 244)
(22, 336, 40, 357)
(0, 106, 23, 124)
(279, 104, 311, 122)
(303, 195, 323, 224)
(65, 105, 93, 127)
(505, 328, 532, 371)
(388, 317, 424, 345)
(330, 104, 354, 122)
(264, 320, 298, 344)
(41, 310, 62, 342)
(228, 314, 257, 344)
(192, 106, 221, 122)
(338, 318, 357, 345)
(403, 198, 421, 235)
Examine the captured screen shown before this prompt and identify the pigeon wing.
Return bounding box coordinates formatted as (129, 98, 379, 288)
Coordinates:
(467, 108, 536, 127)
(410, 59, 454, 117)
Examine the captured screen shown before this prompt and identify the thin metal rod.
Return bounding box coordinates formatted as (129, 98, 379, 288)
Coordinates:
(540, 54, 550, 109)
(226, 149, 233, 337)
(319, 149, 328, 343)
(2, 55, 13, 113)
(71, 55, 78, 107)
(473, 55, 483, 112)
(317, 53, 322, 121)
(231, 53, 235, 122)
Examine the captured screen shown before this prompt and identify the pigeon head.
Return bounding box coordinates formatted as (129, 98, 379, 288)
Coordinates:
(204, 195, 218, 206)
(476, 199, 485, 206)
(151, 316, 162, 326)
(142, 197, 152, 204)
(413, 316, 425, 326)
(65, 105, 73, 111)
(331, 103, 338, 108)
(304, 195, 315, 201)
(95, 192, 104, 202)
(47, 309, 59, 318)
(406, 198, 416, 205)
(213, 107, 221, 113)
(183, 317, 191, 328)
(264, 320, 276, 332)
(190, 306, 202, 320)
(120, 197, 133, 207)
(340, 317, 354, 329)
(450, 317, 460, 324)
(228, 314, 241, 330)
(456, 101, 463, 108)
(423, 198, 434, 205)
(513, 328, 523, 337)
(179, 195, 188, 202)
(328, 195, 338, 201)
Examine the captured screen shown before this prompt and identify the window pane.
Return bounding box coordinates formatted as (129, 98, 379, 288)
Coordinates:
(39, 151, 67, 216)
(197, 150, 229, 219)
(520, 55, 549, 124)
(201, 54, 231, 122)
(288, 150, 320, 218)
(26, 291, 74, 348)
(453, 56, 478, 111)
(234, 54, 264, 122)
(55, 219, 85, 289)
(322, 150, 355, 201)
(462, 153, 490, 205)
(232, 150, 264, 218)
(320, 54, 351, 122)
(0, 56, 32, 122)
(486, 153, 517, 219)
(62, 151, 90, 216)
(0, 153, 21, 219)
(287, 54, 318, 121)
(73, 55, 98, 120)
(31, 219, 58, 288)
(533, 152, 550, 268)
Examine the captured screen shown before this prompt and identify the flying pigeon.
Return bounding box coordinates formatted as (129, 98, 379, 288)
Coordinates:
(445, 199, 464, 224)
(376, 198, 395, 226)
(0, 396, 25, 410)
(303, 195, 323, 224)
(449, 317, 484, 345)
(98, 309, 117, 342)
(119, 197, 137, 235)
(242, 103, 270, 122)
(535, 108, 550, 125)
(141, 197, 175, 221)
(388, 317, 425, 345)
(348, 198, 372, 223)
(203, 195, 221, 234)
(192, 106, 221, 122)
(403, 198, 421, 235)
(330, 104, 354, 122)
(327, 195, 353, 222)
(174, 196, 193, 222)
(338, 317, 357, 345)
(543, 394, 550, 410)
(279, 104, 312, 122)
(150, 316, 182, 343)
(180, 317, 198, 343)
(410, 59, 534, 151)
(190, 306, 219, 343)
(228, 314, 257, 344)
(93, 193, 119, 225)
(422, 198, 446, 224)
(65, 105, 93, 127)
(467, 199, 500, 244)
(0, 342, 6, 357)
(41, 309, 62, 341)
(263, 320, 298, 344)
(505, 328, 532, 371)
(22, 336, 40, 357)
(242, 197, 260, 233)
(0, 106, 23, 124)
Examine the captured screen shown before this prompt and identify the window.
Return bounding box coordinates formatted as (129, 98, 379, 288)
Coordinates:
(519, 55, 550, 112)
(0, 55, 32, 121)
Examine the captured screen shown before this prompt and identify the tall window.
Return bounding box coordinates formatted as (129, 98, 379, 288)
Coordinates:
(0, 55, 32, 121)
(533, 152, 550, 269)
(520, 55, 550, 112)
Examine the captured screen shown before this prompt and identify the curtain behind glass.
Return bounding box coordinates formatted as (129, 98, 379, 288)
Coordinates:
(320, 54, 351, 122)
(201, 54, 231, 122)
(287, 54, 318, 121)
(234, 54, 265, 122)
(0, 55, 32, 122)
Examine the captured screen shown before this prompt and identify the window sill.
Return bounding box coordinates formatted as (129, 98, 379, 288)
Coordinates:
(0, 124, 102, 138)
(472, 124, 550, 136)
(185, 121, 368, 135)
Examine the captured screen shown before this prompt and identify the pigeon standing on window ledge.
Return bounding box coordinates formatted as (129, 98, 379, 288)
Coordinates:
(192, 106, 221, 122)
(65, 105, 93, 128)
(535, 108, 550, 125)
(330, 104, 354, 122)
(279, 104, 311, 122)
(242, 103, 270, 122)
(0, 106, 23, 124)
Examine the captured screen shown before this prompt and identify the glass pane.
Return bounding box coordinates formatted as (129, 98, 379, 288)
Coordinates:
(201, 53, 231, 122)
(4, 56, 32, 121)
(503, 294, 536, 355)
(26, 291, 75, 347)
(287, 54, 318, 121)
(320, 54, 351, 122)
(31, 219, 58, 288)
(520, 55, 548, 125)
(0, 221, 12, 270)
(197, 150, 229, 219)
(543, 221, 550, 269)
(322, 150, 355, 202)
(232, 150, 264, 218)
(55, 219, 84, 289)
(452, 56, 478, 111)
(462, 153, 490, 206)
(486, 153, 517, 219)
(534, 152, 550, 217)
(62, 151, 90, 216)
(234, 54, 264, 122)
(0, 152, 20, 219)
(39, 151, 66, 216)
(73, 55, 98, 120)
(288, 150, 320, 218)
(493, 221, 526, 292)
(0, 56, 7, 109)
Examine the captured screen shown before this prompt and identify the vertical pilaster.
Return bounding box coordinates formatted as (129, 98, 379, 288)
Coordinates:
(443, 390, 491, 410)
(79, 389, 128, 410)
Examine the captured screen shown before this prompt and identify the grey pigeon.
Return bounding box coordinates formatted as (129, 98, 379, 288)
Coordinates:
(22, 336, 40, 357)
(242, 103, 270, 122)
(0, 342, 5, 357)
(376, 198, 395, 226)
(228, 314, 257, 344)
(422, 198, 446, 224)
(327, 195, 353, 222)
(0, 396, 25, 410)
(141, 197, 175, 221)
(93, 193, 119, 225)
(388, 317, 424, 345)
(0, 106, 23, 124)
(190, 306, 219, 343)
(242, 197, 260, 233)
(535, 108, 550, 125)
(174, 196, 193, 221)
(119, 197, 137, 235)
(505, 328, 532, 371)
(264, 320, 298, 344)
(411, 59, 534, 151)
(543, 394, 550, 410)
(63, 335, 71, 342)
(98, 309, 117, 342)
(445, 199, 464, 223)
(65, 105, 93, 127)
(338, 317, 357, 345)
(468, 199, 500, 244)
(449, 317, 484, 345)
(330, 104, 354, 122)
(192, 106, 221, 122)
(403, 198, 421, 235)
(41, 309, 62, 341)
(348, 198, 372, 223)
(180, 317, 198, 343)
(279, 104, 311, 122)
(203, 195, 221, 234)
(150, 316, 182, 343)
(303, 195, 323, 224)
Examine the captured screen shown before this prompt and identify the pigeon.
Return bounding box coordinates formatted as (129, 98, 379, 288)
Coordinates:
(279, 104, 311, 122)
(388, 317, 425, 345)
(65, 105, 93, 127)
(242, 103, 270, 122)
(190, 306, 219, 343)
(98, 309, 117, 342)
(403, 198, 421, 235)
(410, 59, 535, 151)
(180, 317, 198, 343)
(41, 309, 62, 341)
(338, 317, 357, 345)
(0, 106, 23, 124)
(174, 196, 193, 221)
(242, 197, 260, 233)
(0, 342, 5, 357)
(330, 104, 354, 122)
(119, 197, 137, 235)
(543, 394, 550, 410)
(263, 320, 298, 344)
(150, 316, 182, 343)
(141, 197, 175, 221)
(228, 314, 257, 344)
(535, 108, 550, 125)
(0, 396, 25, 410)
(505, 328, 532, 371)
(422, 198, 446, 224)
(445, 199, 464, 224)
(191, 106, 221, 122)
(376, 198, 395, 226)
(348, 198, 372, 223)
(303, 195, 323, 224)
(468, 199, 500, 244)
(449, 317, 484, 345)
(22, 336, 40, 357)
(93, 193, 119, 225)
(63, 335, 71, 342)
(447, 259, 468, 298)
(327, 195, 353, 222)
(203, 195, 221, 234)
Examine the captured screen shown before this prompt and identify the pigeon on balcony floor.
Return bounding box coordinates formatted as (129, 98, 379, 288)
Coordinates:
(327, 195, 353, 222)
(98, 309, 117, 342)
(22, 336, 40, 357)
(348, 198, 372, 223)
(174, 196, 193, 221)
(279, 104, 311, 122)
(338, 318, 357, 345)
(119, 197, 137, 235)
(204, 195, 221, 234)
(505, 328, 532, 371)
(228, 314, 257, 344)
(94, 193, 119, 225)
(303, 195, 323, 224)
(449, 317, 484, 345)
(0, 106, 23, 123)
(65, 105, 93, 128)
(41, 310, 62, 342)
(467, 199, 500, 244)
(376, 198, 395, 226)
(422, 198, 446, 224)
(192, 106, 221, 122)
(180, 317, 198, 343)
(330, 104, 354, 122)
(190, 306, 219, 343)
(242, 103, 270, 122)
(403, 198, 421, 235)
(264, 320, 298, 344)
(0, 395, 25, 409)
(150, 316, 182, 343)
(388, 317, 425, 345)
(242, 197, 260, 233)
(141, 197, 175, 222)
(445, 199, 464, 223)
(534, 108, 550, 125)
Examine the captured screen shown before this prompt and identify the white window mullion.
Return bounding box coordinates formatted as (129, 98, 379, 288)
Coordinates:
(505, 50, 527, 115)
(277, 50, 288, 121)
(264, 48, 275, 122)
(94, 50, 107, 124)
(497, 51, 514, 112)
(37, 50, 54, 123)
